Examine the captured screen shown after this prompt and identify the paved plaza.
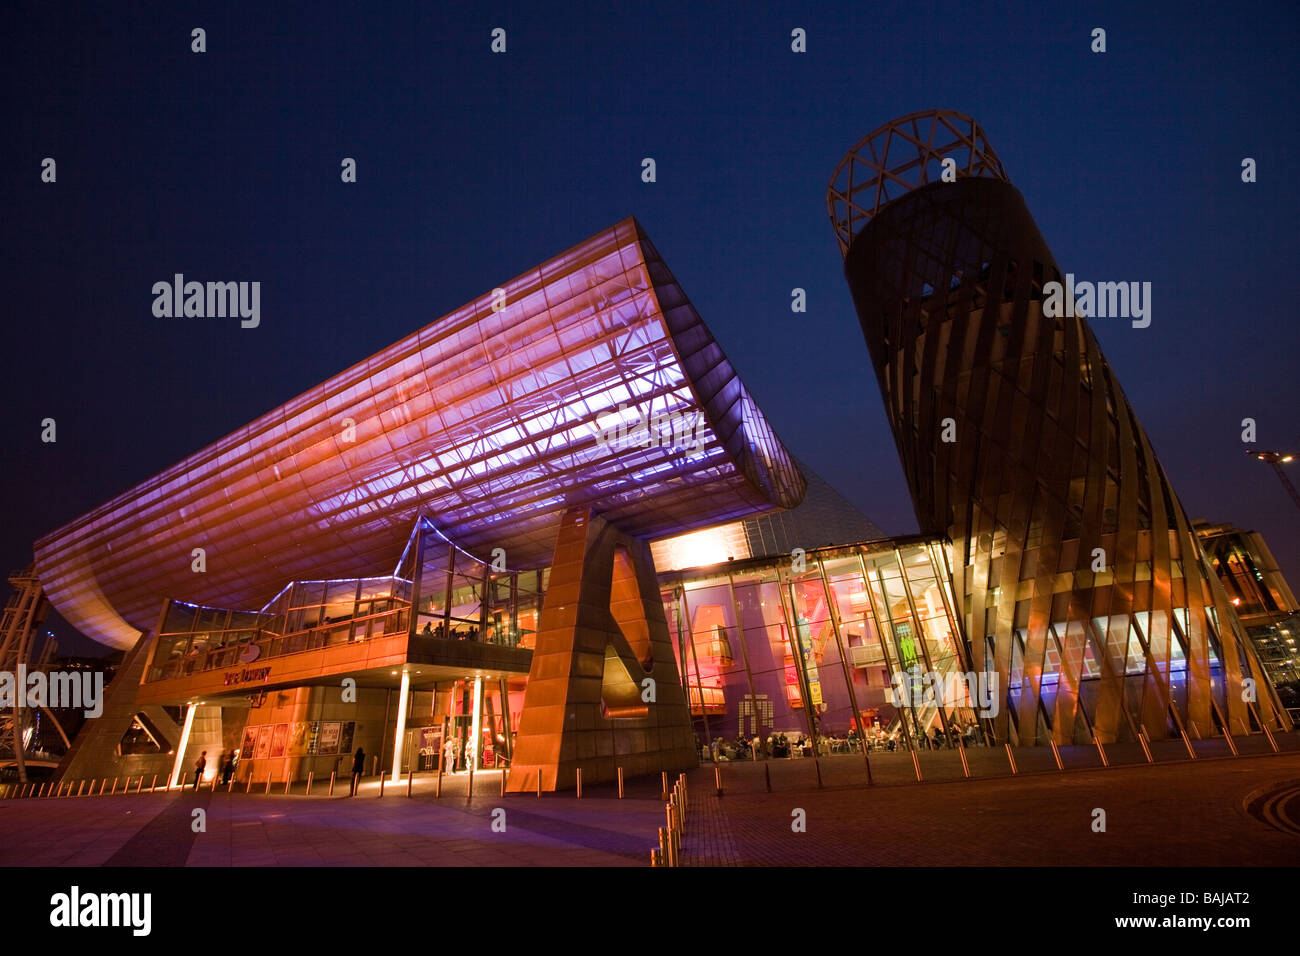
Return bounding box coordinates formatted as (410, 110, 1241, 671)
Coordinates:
(1, 742, 1297, 866)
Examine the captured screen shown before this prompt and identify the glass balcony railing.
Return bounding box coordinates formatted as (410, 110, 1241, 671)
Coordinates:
(147, 605, 410, 683)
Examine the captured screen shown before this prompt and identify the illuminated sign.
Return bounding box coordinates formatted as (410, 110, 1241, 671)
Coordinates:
(223, 666, 271, 687)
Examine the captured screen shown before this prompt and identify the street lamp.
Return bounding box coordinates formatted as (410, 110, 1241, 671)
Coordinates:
(1248, 450, 1300, 511)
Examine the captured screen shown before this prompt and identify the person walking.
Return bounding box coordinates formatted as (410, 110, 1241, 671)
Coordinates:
(350, 747, 366, 796)
(221, 751, 235, 786)
(192, 751, 207, 790)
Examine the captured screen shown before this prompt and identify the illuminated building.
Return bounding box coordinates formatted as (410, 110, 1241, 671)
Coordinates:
(826, 110, 1290, 745)
(28, 218, 804, 790)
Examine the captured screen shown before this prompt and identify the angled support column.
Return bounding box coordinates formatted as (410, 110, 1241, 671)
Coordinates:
(507, 507, 697, 792)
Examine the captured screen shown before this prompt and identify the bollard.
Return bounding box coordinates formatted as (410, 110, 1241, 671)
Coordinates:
(661, 771, 669, 800)
(651, 847, 662, 867)
(1004, 743, 1018, 775)
(305, 772, 313, 796)
(957, 741, 971, 778)
(764, 762, 772, 792)
(150, 774, 158, 793)
(99, 779, 107, 796)
(77, 780, 86, 797)
(466, 766, 473, 801)
(536, 771, 542, 799)
(246, 774, 253, 794)
(211, 774, 219, 792)
(1222, 725, 1239, 757)
(1178, 726, 1197, 760)
(618, 766, 624, 799)
(378, 772, 386, 798)
(1049, 738, 1064, 771)
(408, 766, 414, 798)
(499, 768, 507, 797)
(284, 775, 292, 795)
(329, 771, 337, 796)
(113, 779, 121, 796)
(1137, 729, 1154, 764)
(658, 827, 670, 867)
(38, 783, 46, 797)
(227, 776, 234, 793)
(265, 772, 273, 794)
(1092, 732, 1110, 768)
(1250, 702, 1280, 754)
(576, 768, 582, 799)
(910, 748, 923, 782)
(436, 754, 445, 798)
(714, 764, 723, 797)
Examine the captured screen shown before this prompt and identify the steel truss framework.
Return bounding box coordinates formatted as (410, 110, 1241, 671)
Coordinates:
(829, 110, 1290, 745)
(35, 219, 803, 651)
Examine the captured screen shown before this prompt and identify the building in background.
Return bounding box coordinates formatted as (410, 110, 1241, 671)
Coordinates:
(1197, 520, 1300, 698)
(827, 110, 1290, 746)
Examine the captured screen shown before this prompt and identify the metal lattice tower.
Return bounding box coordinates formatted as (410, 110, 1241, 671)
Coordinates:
(0, 566, 48, 781)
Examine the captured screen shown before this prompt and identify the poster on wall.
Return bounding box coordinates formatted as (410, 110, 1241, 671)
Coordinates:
(254, 725, 273, 759)
(339, 721, 355, 755)
(270, 723, 289, 757)
(289, 721, 312, 756)
(317, 721, 341, 755)
(240, 727, 258, 760)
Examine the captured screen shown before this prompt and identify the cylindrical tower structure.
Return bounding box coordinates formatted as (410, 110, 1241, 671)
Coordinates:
(828, 110, 1290, 745)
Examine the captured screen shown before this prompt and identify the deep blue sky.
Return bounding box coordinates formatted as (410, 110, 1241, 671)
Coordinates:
(4, 1, 1297, 657)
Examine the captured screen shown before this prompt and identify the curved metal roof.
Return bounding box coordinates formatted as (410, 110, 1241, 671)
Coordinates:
(34, 218, 804, 649)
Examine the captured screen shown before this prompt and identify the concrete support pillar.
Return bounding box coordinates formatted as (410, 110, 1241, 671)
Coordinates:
(169, 702, 198, 789)
(390, 669, 411, 783)
(469, 676, 483, 771)
(506, 506, 696, 792)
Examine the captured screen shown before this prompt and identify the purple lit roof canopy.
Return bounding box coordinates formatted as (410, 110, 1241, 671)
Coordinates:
(35, 218, 806, 650)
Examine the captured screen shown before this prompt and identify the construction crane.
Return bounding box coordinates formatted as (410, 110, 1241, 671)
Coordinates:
(1249, 450, 1300, 512)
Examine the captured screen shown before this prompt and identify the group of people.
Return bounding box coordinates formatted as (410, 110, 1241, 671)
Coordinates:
(189, 747, 369, 794)
(705, 732, 821, 762)
(700, 720, 988, 763)
(923, 721, 984, 749)
(191, 750, 239, 789)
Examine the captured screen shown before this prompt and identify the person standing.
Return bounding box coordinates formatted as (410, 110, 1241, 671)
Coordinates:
(192, 751, 207, 790)
(350, 747, 365, 796)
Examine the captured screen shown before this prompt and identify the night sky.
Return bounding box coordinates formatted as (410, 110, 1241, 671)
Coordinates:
(4, 1, 1297, 658)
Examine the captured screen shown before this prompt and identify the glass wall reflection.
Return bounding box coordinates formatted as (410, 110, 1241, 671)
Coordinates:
(661, 538, 986, 755)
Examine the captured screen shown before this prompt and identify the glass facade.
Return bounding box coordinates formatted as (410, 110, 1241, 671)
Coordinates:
(147, 576, 413, 682)
(660, 537, 986, 754)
